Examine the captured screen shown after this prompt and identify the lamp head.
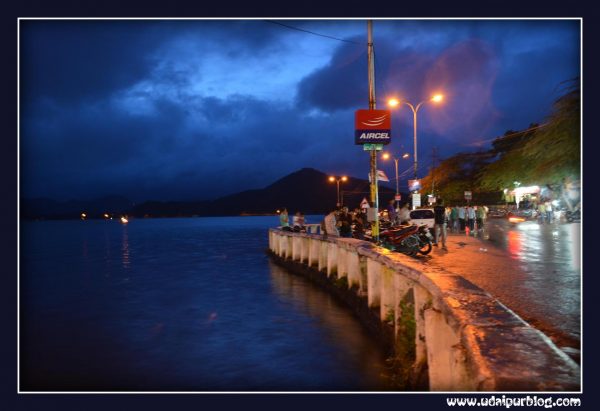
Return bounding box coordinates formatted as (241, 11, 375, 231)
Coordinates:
(387, 98, 400, 108)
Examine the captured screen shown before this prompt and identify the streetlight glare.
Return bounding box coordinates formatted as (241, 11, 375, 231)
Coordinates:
(402, 153, 410, 159)
(328, 176, 335, 182)
(341, 176, 348, 182)
(431, 94, 444, 103)
(382, 152, 390, 160)
(387, 98, 400, 107)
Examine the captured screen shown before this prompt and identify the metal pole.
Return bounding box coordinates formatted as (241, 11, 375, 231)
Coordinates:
(336, 180, 340, 207)
(367, 20, 379, 242)
(395, 158, 399, 208)
(413, 107, 418, 182)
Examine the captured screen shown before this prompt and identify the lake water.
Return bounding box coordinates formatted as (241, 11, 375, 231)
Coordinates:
(20, 217, 391, 391)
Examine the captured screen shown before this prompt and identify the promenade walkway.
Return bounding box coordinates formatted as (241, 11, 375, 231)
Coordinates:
(418, 231, 580, 363)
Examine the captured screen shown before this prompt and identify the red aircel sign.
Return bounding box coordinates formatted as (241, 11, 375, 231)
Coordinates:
(355, 109, 391, 145)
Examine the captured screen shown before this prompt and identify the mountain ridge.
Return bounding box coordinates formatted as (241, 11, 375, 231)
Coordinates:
(21, 168, 402, 219)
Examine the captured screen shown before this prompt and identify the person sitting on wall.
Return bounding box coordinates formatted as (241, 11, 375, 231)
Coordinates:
(323, 209, 339, 237)
(352, 207, 366, 239)
(279, 208, 292, 231)
(338, 207, 353, 238)
(293, 211, 305, 232)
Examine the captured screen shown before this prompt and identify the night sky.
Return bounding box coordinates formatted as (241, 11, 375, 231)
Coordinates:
(19, 19, 580, 202)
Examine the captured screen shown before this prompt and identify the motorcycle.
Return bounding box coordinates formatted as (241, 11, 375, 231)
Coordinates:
(415, 224, 433, 255)
(378, 224, 422, 257)
(565, 208, 580, 223)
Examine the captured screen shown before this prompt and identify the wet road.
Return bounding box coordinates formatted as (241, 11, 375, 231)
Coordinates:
(424, 218, 581, 357)
(479, 218, 580, 346)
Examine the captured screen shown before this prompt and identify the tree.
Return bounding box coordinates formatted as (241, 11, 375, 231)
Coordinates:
(421, 151, 495, 204)
(521, 79, 580, 185)
(478, 78, 580, 191)
(421, 78, 581, 206)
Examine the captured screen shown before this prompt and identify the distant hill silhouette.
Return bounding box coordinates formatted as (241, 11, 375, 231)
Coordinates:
(21, 168, 405, 219)
(208, 167, 398, 215)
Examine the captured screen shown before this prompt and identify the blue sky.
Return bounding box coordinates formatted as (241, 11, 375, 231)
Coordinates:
(19, 19, 580, 201)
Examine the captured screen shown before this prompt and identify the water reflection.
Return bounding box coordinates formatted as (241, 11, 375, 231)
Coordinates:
(568, 223, 581, 271)
(121, 226, 130, 269)
(268, 261, 393, 390)
(479, 219, 580, 344)
(507, 230, 523, 258)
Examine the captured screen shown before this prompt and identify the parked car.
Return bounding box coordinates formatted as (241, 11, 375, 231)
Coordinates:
(487, 207, 508, 218)
(409, 208, 435, 228)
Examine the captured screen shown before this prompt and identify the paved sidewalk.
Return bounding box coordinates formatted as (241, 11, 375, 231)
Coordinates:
(417, 232, 580, 360)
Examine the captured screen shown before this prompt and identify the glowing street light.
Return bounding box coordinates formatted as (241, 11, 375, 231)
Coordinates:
(387, 93, 444, 185)
(329, 175, 348, 207)
(382, 151, 410, 208)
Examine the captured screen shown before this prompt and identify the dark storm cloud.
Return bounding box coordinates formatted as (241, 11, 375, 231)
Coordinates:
(20, 20, 286, 106)
(295, 39, 368, 111)
(20, 89, 362, 201)
(20, 20, 160, 105)
(20, 19, 580, 202)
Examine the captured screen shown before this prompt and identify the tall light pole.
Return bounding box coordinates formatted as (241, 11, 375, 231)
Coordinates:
(367, 20, 380, 242)
(382, 152, 410, 209)
(329, 175, 347, 208)
(388, 94, 443, 183)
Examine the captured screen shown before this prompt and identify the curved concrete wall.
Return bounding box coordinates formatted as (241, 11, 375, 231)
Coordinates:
(269, 229, 580, 391)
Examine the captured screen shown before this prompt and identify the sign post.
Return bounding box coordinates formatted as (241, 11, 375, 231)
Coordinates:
(355, 107, 391, 241)
(412, 193, 421, 208)
(354, 21, 390, 243)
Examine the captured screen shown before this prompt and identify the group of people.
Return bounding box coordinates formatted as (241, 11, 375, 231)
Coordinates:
(278, 208, 306, 232)
(385, 200, 411, 226)
(323, 206, 368, 239)
(446, 204, 488, 233)
(278, 201, 490, 248)
(537, 201, 555, 224)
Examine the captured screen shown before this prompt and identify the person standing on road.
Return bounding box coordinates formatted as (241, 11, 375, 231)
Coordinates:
(458, 205, 466, 232)
(450, 205, 458, 233)
(398, 203, 411, 225)
(386, 199, 398, 225)
(467, 205, 476, 232)
(433, 199, 448, 250)
(538, 202, 546, 224)
(545, 201, 554, 223)
(476, 205, 486, 230)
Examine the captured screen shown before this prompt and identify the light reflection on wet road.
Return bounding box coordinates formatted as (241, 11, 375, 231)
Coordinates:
(469, 219, 580, 351)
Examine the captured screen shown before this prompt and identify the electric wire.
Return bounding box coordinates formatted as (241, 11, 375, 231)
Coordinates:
(265, 20, 363, 45)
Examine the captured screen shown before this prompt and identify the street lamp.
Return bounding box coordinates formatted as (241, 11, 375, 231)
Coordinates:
(382, 151, 410, 209)
(388, 94, 444, 185)
(329, 175, 348, 207)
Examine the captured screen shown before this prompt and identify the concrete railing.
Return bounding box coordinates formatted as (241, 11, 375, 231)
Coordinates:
(268, 228, 580, 391)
